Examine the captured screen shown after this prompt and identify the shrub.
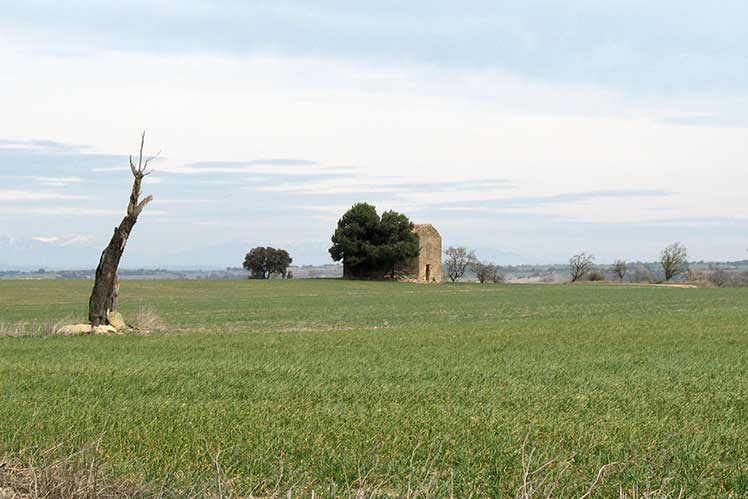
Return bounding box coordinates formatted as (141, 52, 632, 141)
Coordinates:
(586, 271, 605, 282)
(629, 265, 656, 283)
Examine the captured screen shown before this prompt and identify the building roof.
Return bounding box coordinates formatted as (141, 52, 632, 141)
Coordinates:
(413, 224, 441, 237)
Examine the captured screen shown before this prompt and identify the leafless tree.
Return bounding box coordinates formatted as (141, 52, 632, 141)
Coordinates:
(738, 271, 748, 287)
(475, 261, 501, 283)
(569, 252, 595, 282)
(88, 132, 156, 326)
(630, 264, 655, 283)
(660, 242, 688, 281)
(444, 246, 478, 282)
(609, 259, 627, 282)
(707, 269, 731, 287)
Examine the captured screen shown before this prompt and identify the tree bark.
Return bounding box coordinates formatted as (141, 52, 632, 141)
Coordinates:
(88, 132, 154, 326)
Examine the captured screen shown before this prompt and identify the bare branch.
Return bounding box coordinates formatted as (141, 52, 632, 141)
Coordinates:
(134, 195, 153, 216)
(138, 131, 145, 171)
(142, 149, 161, 173)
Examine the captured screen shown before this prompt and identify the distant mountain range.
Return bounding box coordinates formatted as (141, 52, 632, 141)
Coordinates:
(471, 247, 530, 266)
(0, 236, 335, 271)
(0, 236, 532, 271)
(0, 236, 102, 270)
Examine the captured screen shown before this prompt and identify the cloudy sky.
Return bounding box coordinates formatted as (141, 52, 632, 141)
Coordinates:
(1, 0, 747, 268)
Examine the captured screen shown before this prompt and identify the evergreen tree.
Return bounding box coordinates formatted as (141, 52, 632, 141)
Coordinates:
(330, 203, 419, 278)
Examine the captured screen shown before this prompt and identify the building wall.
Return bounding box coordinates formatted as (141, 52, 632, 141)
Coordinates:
(403, 224, 442, 283)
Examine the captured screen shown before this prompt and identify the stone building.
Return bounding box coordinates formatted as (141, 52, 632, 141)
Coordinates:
(402, 224, 442, 283)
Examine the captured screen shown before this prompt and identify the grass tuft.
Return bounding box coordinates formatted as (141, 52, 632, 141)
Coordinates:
(0, 318, 75, 338)
(131, 307, 169, 333)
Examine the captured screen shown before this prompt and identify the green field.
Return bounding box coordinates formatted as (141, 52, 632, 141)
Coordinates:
(1, 279, 748, 497)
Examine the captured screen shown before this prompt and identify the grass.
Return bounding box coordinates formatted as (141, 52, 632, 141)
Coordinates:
(1, 279, 747, 497)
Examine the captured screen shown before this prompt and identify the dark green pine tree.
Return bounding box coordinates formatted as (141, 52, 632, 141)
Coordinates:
(329, 203, 419, 279)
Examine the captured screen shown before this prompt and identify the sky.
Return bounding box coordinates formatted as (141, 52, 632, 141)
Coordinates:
(1, 0, 747, 268)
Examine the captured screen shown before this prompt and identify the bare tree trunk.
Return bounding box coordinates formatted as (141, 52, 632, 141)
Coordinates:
(88, 132, 154, 326)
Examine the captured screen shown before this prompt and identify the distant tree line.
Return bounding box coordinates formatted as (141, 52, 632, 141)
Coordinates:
(567, 242, 690, 284)
(437, 241, 748, 287)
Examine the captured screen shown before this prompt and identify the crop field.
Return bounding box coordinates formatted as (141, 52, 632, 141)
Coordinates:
(1, 279, 748, 497)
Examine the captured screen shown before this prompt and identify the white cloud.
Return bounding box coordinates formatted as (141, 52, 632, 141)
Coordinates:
(33, 176, 85, 187)
(34, 177, 83, 183)
(0, 138, 87, 151)
(155, 197, 216, 204)
(0, 190, 91, 201)
(31, 234, 97, 246)
(0, 207, 167, 216)
(31, 236, 59, 243)
(91, 166, 130, 172)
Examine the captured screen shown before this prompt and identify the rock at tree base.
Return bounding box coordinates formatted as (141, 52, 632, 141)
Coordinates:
(57, 324, 93, 336)
(93, 325, 118, 335)
(57, 324, 119, 336)
(107, 311, 126, 331)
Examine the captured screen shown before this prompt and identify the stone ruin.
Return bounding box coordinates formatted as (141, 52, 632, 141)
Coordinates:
(401, 224, 442, 283)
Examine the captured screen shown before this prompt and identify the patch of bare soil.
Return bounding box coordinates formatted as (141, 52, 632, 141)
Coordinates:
(642, 283, 699, 289)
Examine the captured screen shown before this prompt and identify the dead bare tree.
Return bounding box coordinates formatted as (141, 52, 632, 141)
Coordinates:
(609, 259, 627, 282)
(660, 242, 688, 281)
(88, 132, 155, 326)
(569, 252, 595, 283)
(475, 261, 503, 284)
(444, 246, 477, 282)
